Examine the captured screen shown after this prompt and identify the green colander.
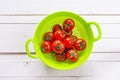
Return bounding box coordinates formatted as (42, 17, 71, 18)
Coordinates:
(25, 11, 102, 70)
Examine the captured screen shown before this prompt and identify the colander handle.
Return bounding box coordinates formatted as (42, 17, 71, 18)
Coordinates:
(25, 38, 37, 58)
(88, 22, 102, 42)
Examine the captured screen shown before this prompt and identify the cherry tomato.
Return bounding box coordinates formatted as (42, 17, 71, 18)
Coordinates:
(41, 41, 52, 53)
(44, 32, 54, 42)
(52, 40, 65, 54)
(67, 49, 78, 62)
(63, 18, 75, 32)
(52, 24, 62, 33)
(63, 36, 74, 49)
(54, 30, 65, 40)
(74, 38, 87, 51)
(56, 52, 66, 62)
(71, 35, 78, 45)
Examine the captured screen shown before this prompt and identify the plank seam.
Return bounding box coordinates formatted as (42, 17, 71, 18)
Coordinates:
(0, 14, 120, 16)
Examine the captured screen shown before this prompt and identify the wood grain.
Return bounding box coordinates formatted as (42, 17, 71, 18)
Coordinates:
(0, 53, 120, 61)
(0, 23, 120, 52)
(0, 76, 119, 80)
(0, 24, 120, 52)
(0, 16, 120, 24)
(0, 0, 120, 79)
(0, 0, 120, 14)
(0, 61, 120, 76)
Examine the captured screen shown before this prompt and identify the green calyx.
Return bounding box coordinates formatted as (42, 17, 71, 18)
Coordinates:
(45, 35, 51, 40)
(69, 51, 77, 58)
(56, 43, 62, 50)
(72, 36, 76, 42)
(59, 52, 65, 58)
(77, 42, 84, 48)
(70, 52, 77, 57)
(79, 43, 84, 48)
(64, 24, 70, 29)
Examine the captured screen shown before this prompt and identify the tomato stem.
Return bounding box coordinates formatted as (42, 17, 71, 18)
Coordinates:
(46, 35, 51, 40)
(56, 43, 62, 50)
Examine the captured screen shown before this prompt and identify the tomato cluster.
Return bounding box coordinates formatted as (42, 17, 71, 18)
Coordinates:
(41, 18, 87, 62)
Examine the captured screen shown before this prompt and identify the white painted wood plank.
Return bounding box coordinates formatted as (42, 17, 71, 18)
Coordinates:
(0, 53, 120, 61)
(0, 36, 120, 52)
(0, 24, 36, 39)
(0, 77, 120, 80)
(93, 38, 120, 52)
(0, 77, 79, 80)
(0, 24, 120, 52)
(0, 61, 120, 76)
(88, 53, 120, 61)
(0, 0, 120, 14)
(0, 16, 120, 24)
(0, 24, 119, 38)
(100, 24, 120, 38)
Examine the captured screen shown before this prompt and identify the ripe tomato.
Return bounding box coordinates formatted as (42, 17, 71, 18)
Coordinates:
(56, 52, 66, 62)
(41, 41, 52, 53)
(71, 35, 78, 45)
(54, 30, 65, 40)
(64, 30, 72, 37)
(63, 18, 75, 32)
(52, 40, 65, 54)
(44, 32, 54, 42)
(74, 38, 87, 51)
(63, 36, 74, 49)
(52, 24, 62, 33)
(67, 49, 78, 62)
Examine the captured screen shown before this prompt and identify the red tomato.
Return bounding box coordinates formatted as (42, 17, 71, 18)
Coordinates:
(56, 52, 66, 62)
(63, 18, 75, 32)
(52, 40, 65, 54)
(63, 37, 74, 49)
(44, 32, 54, 42)
(64, 30, 72, 37)
(74, 38, 87, 51)
(52, 24, 62, 33)
(54, 30, 65, 40)
(41, 41, 52, 53)
(67, 49, 78, 62)
(71, 35, 78, 45)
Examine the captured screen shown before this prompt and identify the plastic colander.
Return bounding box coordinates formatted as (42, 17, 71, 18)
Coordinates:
(25, 11, 102, 70)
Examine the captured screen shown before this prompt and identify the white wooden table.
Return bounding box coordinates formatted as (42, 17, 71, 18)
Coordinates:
(0, 0, 120, 80)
